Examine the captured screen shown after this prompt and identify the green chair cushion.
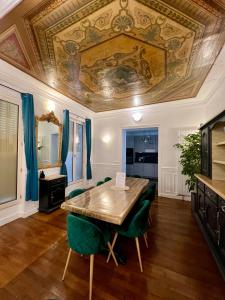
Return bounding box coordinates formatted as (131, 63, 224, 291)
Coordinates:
(68, 188, 86, 199)
(104, 177, 112, 182)
(113, 200, 151, 238)
(139, 182, 156, 203)
(67, 214, 111, 255)
(96, 181, 104, 186)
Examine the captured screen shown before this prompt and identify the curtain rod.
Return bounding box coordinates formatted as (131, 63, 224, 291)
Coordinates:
(69, 111, 85, 121)
(0, 83, 23, 94)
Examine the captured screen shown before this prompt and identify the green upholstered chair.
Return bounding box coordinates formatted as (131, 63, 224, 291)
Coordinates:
(104, 177, 112, 182)
(96, 181, 104, 186)
(139, 182, 156, 224)
(62, 214, 118, 300)
(68, 188, 86, 199)
(141, 182, 156, 202)
(107, 200, 151, 272)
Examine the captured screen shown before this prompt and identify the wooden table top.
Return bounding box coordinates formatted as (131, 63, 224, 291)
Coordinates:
(61, 177, 149, 225)
(195, 174, 225, 200)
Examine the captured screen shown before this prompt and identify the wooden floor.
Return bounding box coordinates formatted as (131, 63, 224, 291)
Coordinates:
(0, 197, 225, 299)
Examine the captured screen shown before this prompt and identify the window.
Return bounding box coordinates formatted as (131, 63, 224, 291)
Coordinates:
(66, 120, 84, 183)
(0, 99, 19, 204)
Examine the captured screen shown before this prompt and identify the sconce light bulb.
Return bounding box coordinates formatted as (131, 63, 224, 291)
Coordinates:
(132, 112, 143, 122)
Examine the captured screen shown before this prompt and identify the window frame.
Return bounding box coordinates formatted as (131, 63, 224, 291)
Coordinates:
(67, 117, 85, 185)
(0, 92, 22, 209)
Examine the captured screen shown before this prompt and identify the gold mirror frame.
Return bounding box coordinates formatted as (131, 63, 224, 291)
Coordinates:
(35, 111, 63, 169)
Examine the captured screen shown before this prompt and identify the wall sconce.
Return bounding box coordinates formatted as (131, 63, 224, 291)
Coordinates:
(47, 100, 55, 112)
(132, 112, 143, 122)
(102, 134, 111, 144)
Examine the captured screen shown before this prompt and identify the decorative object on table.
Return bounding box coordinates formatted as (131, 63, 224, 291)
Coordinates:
(111, 172, 129, 191)
(174, 132, 201, 191)
(39, 170, 45, 179)
(39, 175, 66, 213)
(62, 213, 118, 300)
(107, 200, 151, 272)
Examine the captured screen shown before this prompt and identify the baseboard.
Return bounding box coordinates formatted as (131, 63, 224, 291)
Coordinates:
(22, 207, 38, 218)
(159, 193, 191, 201)
(0, 211, 21, 226)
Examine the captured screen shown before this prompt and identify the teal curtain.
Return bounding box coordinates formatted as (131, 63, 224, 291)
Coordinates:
(21, 93, 38, 201)
(61, 110, 69, 186)
(86, 119, 92, 180)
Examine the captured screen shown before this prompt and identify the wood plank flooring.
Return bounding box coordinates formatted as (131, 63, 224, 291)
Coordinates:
(0, 197, 225, 299)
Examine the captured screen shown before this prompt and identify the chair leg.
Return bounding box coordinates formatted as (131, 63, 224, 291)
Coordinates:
(106, 232, 118, 263)
(135, 237, 143, 272)
(62, 248, 72, 281)
(89, 254, 94, 300)
(107, 242, 118, 267)
(143, 233, 148, 248)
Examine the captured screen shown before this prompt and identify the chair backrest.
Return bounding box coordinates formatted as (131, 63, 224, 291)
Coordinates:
(127, 200, 151, 237)
(104, 177, 112, 182)
(67, 214, 105, 255)
(68, 188, 86, 199)
(140, 182, 156, 202)
(96, 181, 104, 186)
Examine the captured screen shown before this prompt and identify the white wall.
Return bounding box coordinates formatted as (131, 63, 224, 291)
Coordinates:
(1, 46, 225, 225)
(92, 100, 205, 200)
(205, 83, 225, 121)
(0, 59, 93, 226)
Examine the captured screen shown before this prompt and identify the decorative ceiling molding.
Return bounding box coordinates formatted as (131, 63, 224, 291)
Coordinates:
(0, 0, 225, 112)
(0, 25, 33, 72)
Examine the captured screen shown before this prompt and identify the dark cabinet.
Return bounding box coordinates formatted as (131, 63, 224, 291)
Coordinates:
(205, 195, 218, 243)
(195, 110, 225, 280)
(219, 199, 225, 264)
(194, 180, 225, 280)
(39, 175, 66, 213)
(201, 127, 211, 177)
(197, 187, 205, 222)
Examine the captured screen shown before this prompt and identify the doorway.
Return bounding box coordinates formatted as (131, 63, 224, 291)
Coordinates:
(122, 127, 158, 186)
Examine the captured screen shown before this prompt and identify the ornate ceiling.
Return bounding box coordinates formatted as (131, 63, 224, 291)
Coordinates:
(0, 0, 225, 112)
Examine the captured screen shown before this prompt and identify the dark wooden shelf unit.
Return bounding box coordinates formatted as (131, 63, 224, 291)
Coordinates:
(193, 110, 225, 281)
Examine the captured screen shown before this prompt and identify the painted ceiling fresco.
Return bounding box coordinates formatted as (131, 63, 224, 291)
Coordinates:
(0, 0, 225, 111)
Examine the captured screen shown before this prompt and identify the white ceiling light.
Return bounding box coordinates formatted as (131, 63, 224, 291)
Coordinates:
(132, 112, 143, 122)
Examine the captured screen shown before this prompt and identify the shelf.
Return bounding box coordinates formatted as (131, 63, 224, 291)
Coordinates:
(213, 160, 225, 165)
(216, 141, 225, 146)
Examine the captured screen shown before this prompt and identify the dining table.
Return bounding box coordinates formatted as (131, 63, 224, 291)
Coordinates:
(61, 177, 149, 225)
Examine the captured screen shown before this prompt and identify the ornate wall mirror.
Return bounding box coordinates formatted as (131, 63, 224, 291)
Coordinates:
(36, 111, 63, 169)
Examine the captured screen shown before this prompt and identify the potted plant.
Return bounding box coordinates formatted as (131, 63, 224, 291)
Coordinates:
(174, 132, 201, 192)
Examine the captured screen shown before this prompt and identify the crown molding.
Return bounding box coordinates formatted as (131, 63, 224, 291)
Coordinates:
(0, 59, 95, 118)
(0, 0, 22, 19)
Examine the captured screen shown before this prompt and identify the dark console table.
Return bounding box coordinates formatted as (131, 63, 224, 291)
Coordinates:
(193, 110, 225, 280)
(39, 175, 67, 213)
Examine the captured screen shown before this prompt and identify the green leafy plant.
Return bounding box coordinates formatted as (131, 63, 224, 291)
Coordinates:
(174, 132, 201, 192)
